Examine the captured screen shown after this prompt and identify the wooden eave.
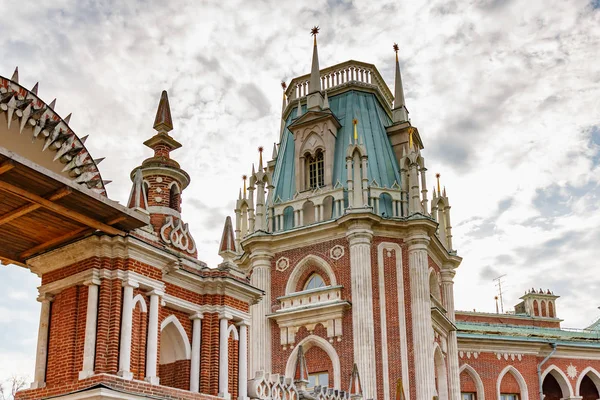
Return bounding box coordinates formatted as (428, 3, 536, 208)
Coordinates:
(0, 147, 149, 266)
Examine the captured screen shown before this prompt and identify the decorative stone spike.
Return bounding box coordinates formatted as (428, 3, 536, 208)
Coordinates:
(127, 169, 148, 210)
(11, 67, 18, 83)
(153, 90, 173, 132)
(64, 113, 72, 124)
(31, 82, 39, 95)
(218, 216, 237, 260)
(49, 99, 56, 109)
(94, 157, 105, 165)
(80, 134, 88, 143)
(102, 180, 112, 186)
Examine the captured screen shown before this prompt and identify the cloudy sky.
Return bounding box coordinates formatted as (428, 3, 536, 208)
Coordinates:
(1, 0, 599, 383)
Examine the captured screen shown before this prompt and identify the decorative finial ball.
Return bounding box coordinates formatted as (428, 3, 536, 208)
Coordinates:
(352, 118, 358, 125)
(258, 146, 264, 153)
(242, 175, 247, 180)
(281, 81, 287, 90)
(436, 173, 441, 179)
(311, 26, 320, 36)
(393, 43, 399, 53)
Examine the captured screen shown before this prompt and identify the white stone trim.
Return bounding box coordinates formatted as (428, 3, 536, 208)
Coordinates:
(284, 334, 341, 389)
(541, 364, 573, 398)
(459, 364, 485, 400)
(496, 365, 529, 400)
(285, 254, 337, 295)
(132, 294, 148, 313)
(575, 366, 600, 396)
(434, 343, 449, 400)
(160, 315, 192, 362)
(44, 386, 149, 399)
(227, 324, 240, 341)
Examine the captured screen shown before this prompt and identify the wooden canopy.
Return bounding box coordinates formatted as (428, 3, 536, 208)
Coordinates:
(0, 147, 149, 267)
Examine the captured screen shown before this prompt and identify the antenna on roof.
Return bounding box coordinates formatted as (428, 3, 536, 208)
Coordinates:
(493, 274, 507, 313)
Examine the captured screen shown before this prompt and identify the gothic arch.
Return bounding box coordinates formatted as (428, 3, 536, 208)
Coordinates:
(541, 365, 573, 398)
(285, 254, 337, 295)
(227, 324, 239, 341)
(160, 315, 191, 364)
(433, 343, 449, 400)
(497, 365, 529, 400)
(285, 335, 341, 389)
(300, 131, 325, 157)
(429, 267, 442, 302)
(132, 294, 147, 313)
(576, 367, 600, 396)
(459, 364, 485, 400)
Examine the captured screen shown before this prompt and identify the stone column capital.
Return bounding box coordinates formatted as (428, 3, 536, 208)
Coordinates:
(189, 312, 204, 320)
(37, 293, 54, 303)
(405, 233, 430, 251)
(122, 279, 139, 289)
(237, 319, 251, 327)
(219, 312, 234, 321)
(83, 278, 101, 286)
(146, 289, 164, 297)
(440, 269, 456, 283)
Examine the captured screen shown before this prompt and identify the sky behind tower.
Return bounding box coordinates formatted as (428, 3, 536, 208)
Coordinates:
(0, 0, 599, 383)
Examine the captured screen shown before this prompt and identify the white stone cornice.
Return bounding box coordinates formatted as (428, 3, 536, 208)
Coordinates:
(161, 293, 250, 323)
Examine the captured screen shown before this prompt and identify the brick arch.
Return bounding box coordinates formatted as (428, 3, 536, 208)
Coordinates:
(541, 365, 573, 399)
(576, 367, 600, 397)
(285, 335, 341, 389)
(497, 365, 528, 400)
(285, 254, 337, 295)
(459, 364, 485, 400)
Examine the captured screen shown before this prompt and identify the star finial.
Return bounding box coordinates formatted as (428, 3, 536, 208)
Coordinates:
(393, 43, 399, 61)
(281, 81, 287, 90)
(311, 26, 320, 45)
(436, 173, 441, 194)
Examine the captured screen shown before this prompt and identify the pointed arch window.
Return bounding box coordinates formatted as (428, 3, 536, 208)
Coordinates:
(307, 150, 324, 189)
(304, 274, 326, 291)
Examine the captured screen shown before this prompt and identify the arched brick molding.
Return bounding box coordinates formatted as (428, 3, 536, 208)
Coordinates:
(459, 364, 485, 400)
(576, 367, 600, 398)
(497, 365, 529, 400)
(285, 334, 341, 389)
(285, 254, 337, 295)
(541, 365, 573, 399)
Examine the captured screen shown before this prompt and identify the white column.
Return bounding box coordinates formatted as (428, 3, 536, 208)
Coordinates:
(31, 294, 53, 389)
(442, 269, 460, 400)
(408, 233, 435, 400)
(248, 251, 272, 378)
(347, 224, 377, 399)
(190, 313, 203, 392)
(238, 322, 249, 400)
(145, 290, 162, 385)
(219, 314, 232, 399)
(118, 281, 136, 380)
(79, 280, 100, 379)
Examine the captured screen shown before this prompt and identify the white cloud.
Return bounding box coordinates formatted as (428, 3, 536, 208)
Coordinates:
(1, 0, 599, 382)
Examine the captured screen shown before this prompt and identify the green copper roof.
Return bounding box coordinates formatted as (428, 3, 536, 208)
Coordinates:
(272, 90, 400, 209)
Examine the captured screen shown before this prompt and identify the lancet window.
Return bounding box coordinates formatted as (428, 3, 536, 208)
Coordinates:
(307, 150, 324, 189)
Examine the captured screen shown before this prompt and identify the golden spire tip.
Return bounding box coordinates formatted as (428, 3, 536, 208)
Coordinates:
(352, 118, 358, 141)
(436, 173, 441, 194)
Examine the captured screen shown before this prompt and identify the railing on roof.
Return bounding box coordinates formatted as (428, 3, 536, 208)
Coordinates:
(285, 60, 394, 109)
(457, 321, 600, 339)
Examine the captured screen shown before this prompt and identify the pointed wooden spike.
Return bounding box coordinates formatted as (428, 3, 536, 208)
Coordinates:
(94, 157, 105, 164)
(31, 82, 39, 95)
(49, 99, 56, 109)
(80, 134, 88, 143)
(153, 90, 173, 132)
(64, 113, 72, 124)
(102, 180, 112, 185)
(11, 67, 18, 83)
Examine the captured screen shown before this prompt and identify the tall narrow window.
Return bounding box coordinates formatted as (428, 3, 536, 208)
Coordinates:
(307, 150, 324, 189)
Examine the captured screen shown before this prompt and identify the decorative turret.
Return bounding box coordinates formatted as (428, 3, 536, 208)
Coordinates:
(399, 127, 429, 217)
(306, 26, 324, 111)
(346, 119, 369, 209)
(129, 90, 196, 257)
(515, 288, 559, 318)
(431, 173, 453, 250)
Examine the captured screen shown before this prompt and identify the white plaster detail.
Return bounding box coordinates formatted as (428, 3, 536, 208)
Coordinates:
(132, 294, 147, 313)
(227, 324, 240, 341)
(160, 315, 192, 363)
(567, 364, 578, 379)
(284, 335, 341, 389)
(190, 315, 202, 392)
(155, 196, 163, 203)
(160, 215, 197, 254)
(459, 364, 485, 400)
(497, 365, 529, 400)
(156, 187, 162, 193)
(156, 177, 163, 183)
(329, 244, 345, 260)
(275, 257, 290, 272)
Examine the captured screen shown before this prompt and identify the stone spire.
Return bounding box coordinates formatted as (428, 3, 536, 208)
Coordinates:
(348, 364, 363, 400)
(307, 26, 324, 111)
(219, 216, 237, 261)
(127, 168, 148, 211)
(392, 43, 409, 123)
(280, 81, 288, 138)
(153, 90, 173, 133)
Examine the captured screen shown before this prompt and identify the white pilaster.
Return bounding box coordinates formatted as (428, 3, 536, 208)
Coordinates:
(118, 281, 137, 380)
(238, 322, 249, 400)
(190, 313, 203, 392)
(408, 233, 435, 400)
(248, 251, 272, 377)
(442, 270, 460, 400)
(347, 224, 377, 399)
(145, 290, 162, 385)
(219, 314, 232, 399)
(79, 280, 100, 379)
(31, 294, 53, 389)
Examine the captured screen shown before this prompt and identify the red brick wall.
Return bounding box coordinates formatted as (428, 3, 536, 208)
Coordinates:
(305, 345, 333, 380)
(200, 313, 220, 396)
(228, 329, 239, 399)
(45, 285, 86, 385)
(160, 359, 191, 390)
(460, 369, 477, 393)
(131, 291, 148, 380)
(95, 279, 122, 374)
